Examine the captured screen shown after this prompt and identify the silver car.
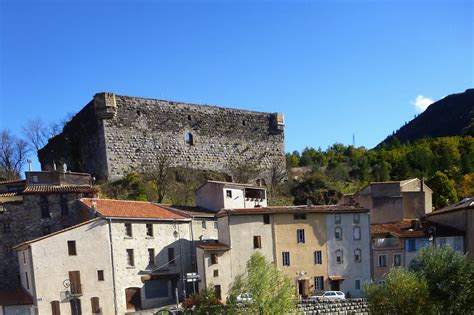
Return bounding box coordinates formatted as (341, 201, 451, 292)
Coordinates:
(308, 291, 346, 301)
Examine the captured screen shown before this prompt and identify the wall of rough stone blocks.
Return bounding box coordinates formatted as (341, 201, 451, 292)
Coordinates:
(298, 299, 371, 315)
(39, 93, 286, 182)
(0, 193, 85, 289)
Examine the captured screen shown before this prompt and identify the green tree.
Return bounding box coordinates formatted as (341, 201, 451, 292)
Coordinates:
(227, 252, 297, 314)
(291, 172, 341, 205)
(410, 246, 474, 315)
(427, 171, 458, 209)
(364, 268, 432, 315)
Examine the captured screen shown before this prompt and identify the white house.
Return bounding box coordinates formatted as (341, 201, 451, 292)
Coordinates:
(195, 181, 267, 212)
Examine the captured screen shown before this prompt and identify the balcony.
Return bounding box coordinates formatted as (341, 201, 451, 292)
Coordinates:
(69, 283, 83, 297)
(374, 238, 400, 248)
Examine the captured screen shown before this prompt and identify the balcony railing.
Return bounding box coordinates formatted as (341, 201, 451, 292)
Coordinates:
(70, 283, 83, 296)
(374, 238, 400, 248)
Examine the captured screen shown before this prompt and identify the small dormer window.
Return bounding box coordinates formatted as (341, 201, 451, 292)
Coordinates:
(185, 132, 194, 146)
(226, 190, 232, 198)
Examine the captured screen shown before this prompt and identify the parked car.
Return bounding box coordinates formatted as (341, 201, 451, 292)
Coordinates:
(308, 291, 346, 301)
(236, 293, 253, 304)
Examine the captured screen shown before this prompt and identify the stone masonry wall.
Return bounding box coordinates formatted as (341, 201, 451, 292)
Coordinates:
(39, 93, 286, 181)
(0, 193, 86, 289)
(298, 299, 371, 315)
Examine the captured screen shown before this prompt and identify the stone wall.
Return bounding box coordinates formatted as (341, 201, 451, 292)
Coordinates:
(39, 93, 286, 182)
(0, 193, 86, 289)
(298, 299, 371, 314)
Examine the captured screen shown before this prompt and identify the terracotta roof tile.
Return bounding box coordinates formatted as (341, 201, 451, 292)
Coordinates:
(22, 185, 93, 194)
(371, 220, 464, 238)
(217, 205, 368, 217)
(0, 179, 26, 185)
(0, 192, 20, 197)
(0, 288, 33, 305)
(80, 198, 189, 220)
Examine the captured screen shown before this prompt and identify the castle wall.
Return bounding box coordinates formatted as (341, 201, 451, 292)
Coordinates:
(39, 93, 286, 181)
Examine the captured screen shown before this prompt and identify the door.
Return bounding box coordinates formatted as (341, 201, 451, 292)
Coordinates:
(298, 280, 309, 298)
(125, 287, 141, 311)
(70, 299, 82, 315)
(330, 280, 340, 291)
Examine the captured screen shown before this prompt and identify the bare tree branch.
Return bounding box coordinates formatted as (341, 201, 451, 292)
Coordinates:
(0, 130, 30, 180)
(22, 118, 49, 151)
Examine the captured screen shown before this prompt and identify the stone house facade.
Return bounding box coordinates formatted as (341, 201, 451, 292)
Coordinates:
(0, 171, 93, 289)
(38, 92, 286, 182)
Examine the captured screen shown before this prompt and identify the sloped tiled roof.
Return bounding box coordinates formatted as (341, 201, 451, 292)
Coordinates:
(0, 192, 20, 197)
(80, 198, 189, 220)
(427, 197, 474, 216)
(164, 205, 217, 218)
(371, 220, 465, 238)
(0, 288, 33, 305)
(22, 185, 93, 194)
(0, 179, 26, 185)
(217, 204, 368, 217)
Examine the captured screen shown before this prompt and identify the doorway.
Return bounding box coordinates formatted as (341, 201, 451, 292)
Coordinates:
(297, 279, 309, 298)
(125, 287, 141, 311)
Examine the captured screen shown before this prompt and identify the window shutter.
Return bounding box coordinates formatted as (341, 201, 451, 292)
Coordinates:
(51, 301, 60, 315)
(91, 297, 100, 313)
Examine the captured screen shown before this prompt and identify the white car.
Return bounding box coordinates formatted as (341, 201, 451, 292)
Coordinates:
(236, 293, 253, 304)
(308, 291, 346, 301)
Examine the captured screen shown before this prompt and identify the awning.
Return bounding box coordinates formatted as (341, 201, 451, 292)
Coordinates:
(329, 276, 345, 281)
(141, 273, 180, 283)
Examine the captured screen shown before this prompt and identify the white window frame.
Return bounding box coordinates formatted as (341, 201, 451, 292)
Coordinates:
(353, 213, 360, 223)
(354, 248, 361, 263)
(335, 214, 341, 224)
(314, 276, 324, 291)
(314, 250, 323, 264)
(393, 253, 402, 266)
(355, 279, 361, 291)
(335, 227, 342, 241)
(282, 252, 290, 266)
(336, 249, 343, 264)
(353, 226, 361, 240)
(297, 229, 305, 244)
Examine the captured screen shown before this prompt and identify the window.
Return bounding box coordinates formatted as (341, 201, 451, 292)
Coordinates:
(438, 238, 447, 247)
(67, 241, 77, 256)
(378, 280, 386, 285)
(263, 214, 270, 224)
(253, 236, 262, 249)
(454, 237, 462, 251)
(282, 252, 291, 266)
(51, 301, 60, 315)
(91, 297, 100, 314)
(353, 226, 361, 240)
(353, 213, 360, 223)
(124, 223, 132, 237)
(25, 271, 29, 289)
(185, 132, 194, 145)
(213, 269, 219, 277)
(210, 253, 218, 265)
(355, 279, 361, 290)
(126, 249, 135, 267)
(314, 251, 322, 264)
(297, 229, 305, 244)
(97, 270, 104, 281)
(148, 249, 155, 266)
(336, 249, 343, 264)
(23, 252, 26, 264)
(214, 285, 222, 300)
(354, 249, 361, 263)
(314, 276, 324, 290)
(393, 254, 402, 266)
(335, 214, 341, 224)
(146, 224, 153, 237)
(2, 222, 11, 233)
(378, 254, 387, 267)
(226, 190, 232, 198)
(335, 227, 342, 241)
(214, 221, 218, 229)
(201, 221, 207, 229)
(60, 195, 69, 216)
(70, 299, 82, 315)
(168, 248, 175, 264)
(407, 239, 416, 252)
(294, 213, 307, 220)
(40, 195, 50, 219)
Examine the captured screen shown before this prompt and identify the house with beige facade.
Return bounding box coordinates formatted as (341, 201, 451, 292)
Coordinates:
(196, 205, 371, 301)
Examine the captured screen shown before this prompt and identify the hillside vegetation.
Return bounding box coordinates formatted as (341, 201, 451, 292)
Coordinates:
(286, 136, 473, 209)
(380, 89, 474, 145)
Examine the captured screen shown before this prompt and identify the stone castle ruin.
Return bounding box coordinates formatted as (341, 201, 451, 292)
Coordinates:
(38, 93, 286, 182)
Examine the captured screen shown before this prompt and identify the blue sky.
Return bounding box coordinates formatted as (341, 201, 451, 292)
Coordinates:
(1, 0, 473, 167)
